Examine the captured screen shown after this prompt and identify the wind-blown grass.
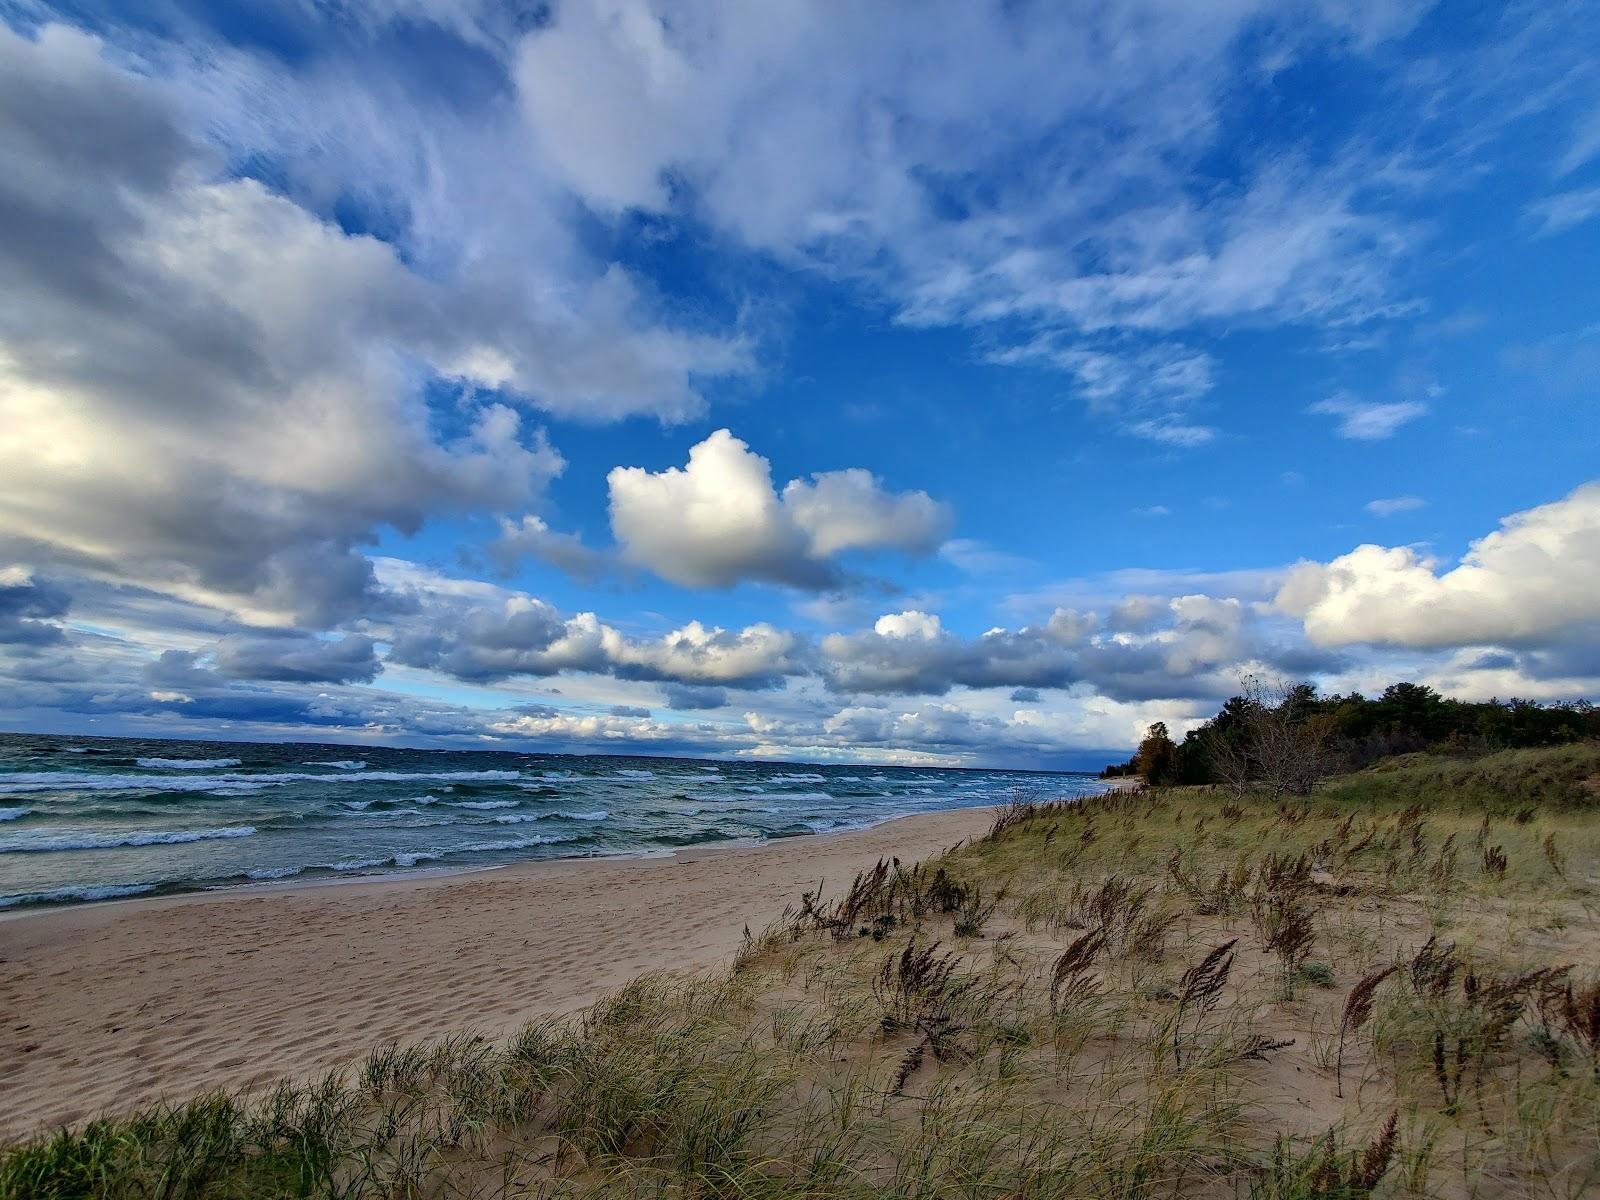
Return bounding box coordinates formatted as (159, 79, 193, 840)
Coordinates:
(5, 743, 1600, 1199)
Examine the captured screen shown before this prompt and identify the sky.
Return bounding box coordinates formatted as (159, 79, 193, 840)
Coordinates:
(0, 0, 1597, 769)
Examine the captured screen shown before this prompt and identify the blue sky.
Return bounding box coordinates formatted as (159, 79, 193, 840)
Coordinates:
(0, 0, 1596, 768)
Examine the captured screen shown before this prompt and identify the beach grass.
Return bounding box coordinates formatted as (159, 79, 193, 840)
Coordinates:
(5, 742, 1599, 1199)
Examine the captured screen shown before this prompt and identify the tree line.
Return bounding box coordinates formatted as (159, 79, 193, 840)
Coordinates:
(1101, 679, 1600, 794)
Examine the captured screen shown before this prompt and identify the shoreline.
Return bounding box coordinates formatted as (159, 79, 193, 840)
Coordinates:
(0, 803, 972, 925)
(0, 778, 1145, 925)
(0, 805, 1003, 1139)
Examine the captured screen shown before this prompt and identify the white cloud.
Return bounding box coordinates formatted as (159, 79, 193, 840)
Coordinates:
(816, 596, 1293, 702)
(783, 469, 950, 558)
(512, 1, 1428, 437)
(382, 565, 810, 688)
(1365, 495, 1425, 516)
(1557, 104, 1600, 176)
(0, 26, 573, 626)
(490, 515, 610, 582)
(938, 539, 1035, 576)
(1308, 392, 1427, 439)
(1527, 187, 1600, 237)
(988, 342, 1219, 444)
(1277, 481, 1600, 648)
(0, 22, 765, 629)
(873, 611, 945, 640)
(607, 430, 949, 589)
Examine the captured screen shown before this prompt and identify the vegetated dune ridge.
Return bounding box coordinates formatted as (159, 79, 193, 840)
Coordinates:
(3, 747, 1599, 1200)
(0, 804, 1004, 1141)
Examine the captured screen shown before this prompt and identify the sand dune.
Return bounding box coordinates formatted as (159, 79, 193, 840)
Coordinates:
(0, 807, 995, 1139)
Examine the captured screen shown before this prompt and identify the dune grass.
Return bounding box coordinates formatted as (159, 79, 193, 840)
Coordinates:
(5, 743, 1600, 1199)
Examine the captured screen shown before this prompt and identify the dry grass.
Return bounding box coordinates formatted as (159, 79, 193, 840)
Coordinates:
(5, 743, 1600, 1199)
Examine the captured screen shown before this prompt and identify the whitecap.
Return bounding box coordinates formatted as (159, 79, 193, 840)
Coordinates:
(771, 772, 826, 783)
(446, 799, 518, 810)
(340, 794, 441, 812)
(616, 768, 656, 780)
(0, 807, 30, 822)
(307, 760, 367, 770)
(0, 769, 520, 793)
(135, 757, 242, 769)
(0, 825, 257, 854)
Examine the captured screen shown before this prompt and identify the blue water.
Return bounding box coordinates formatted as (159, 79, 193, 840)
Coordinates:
(0, 734, 1101, 909)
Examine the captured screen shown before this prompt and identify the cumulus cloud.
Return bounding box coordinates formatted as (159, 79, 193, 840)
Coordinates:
(386, 578, 809, 689)
(818, 596, 1336, 703)
(210, 634, 381, 684)
(0, 23, 754, 630)
(0, 25, 573, 626)
(1307, 393, 1427, 439)
(1277, 481, 1600, 648)
(608, 430, 949, 589)
(489, 515, 611, 582)
(0, 569, 69, 646)
(820, 608, 1085, 696)
(661, 683, 729, 710)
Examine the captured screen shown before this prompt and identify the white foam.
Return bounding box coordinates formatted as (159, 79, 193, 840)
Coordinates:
(617, 768, 656, 780)
(308, 760, 367, 770)
(0, 825, 257, 853)
(135, 757, 242, 769)
(245, 865, 305, 881)
(494, 810, 606, 824)
(331, 834, 574, 871)
(447, 799, 518, 810)
(0, 883, 156, 908)
(340, 794, 440, 812)
(458, 835, 574, 852)
(0, 769, 520, 793)
(771, 772, 826, 783)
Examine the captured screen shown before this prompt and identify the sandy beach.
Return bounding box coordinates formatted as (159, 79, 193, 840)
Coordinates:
(0, 805, 998, 1139)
